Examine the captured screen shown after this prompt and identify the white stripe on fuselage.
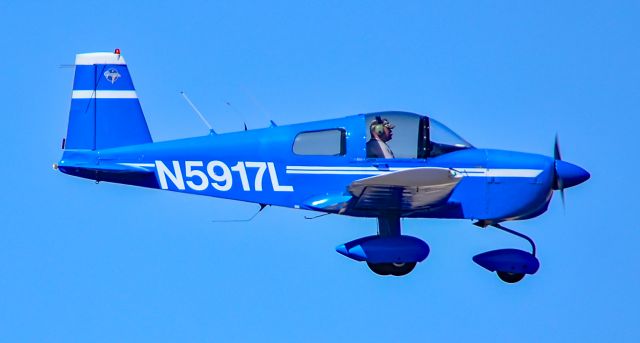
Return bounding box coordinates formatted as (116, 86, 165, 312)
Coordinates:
(286, 166, 382, 171)
(286, 166, 542, 178)
(286, 170, 388, 175)
(118, 163, 156, 168)
(116, 163, 542, 178)
(453, 168, 543, 178)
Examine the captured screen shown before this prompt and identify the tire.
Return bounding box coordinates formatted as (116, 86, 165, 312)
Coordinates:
(389, 262, 416, 276)
(367, 262, 417, 276)
(367, 262, 392, 276)
(497, 271, 525, 283)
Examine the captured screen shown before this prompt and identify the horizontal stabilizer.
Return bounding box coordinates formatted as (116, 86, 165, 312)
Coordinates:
(57, 153, 158, 188)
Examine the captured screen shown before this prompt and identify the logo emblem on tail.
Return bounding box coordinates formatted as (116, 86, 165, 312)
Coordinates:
(104, 68, 121, 84)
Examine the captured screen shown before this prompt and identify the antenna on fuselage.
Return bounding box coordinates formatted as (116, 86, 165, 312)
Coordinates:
(304, 213, 330, 220)
(224, 101, 248, 131)
(211, 203, 268, 223)
(180, 91, 216, 135)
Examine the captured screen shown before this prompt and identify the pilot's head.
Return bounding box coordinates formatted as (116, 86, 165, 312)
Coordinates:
(370, 116, 395, 142)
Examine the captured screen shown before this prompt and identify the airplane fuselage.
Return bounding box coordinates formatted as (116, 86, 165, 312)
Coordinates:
(59, 113, 556, 222)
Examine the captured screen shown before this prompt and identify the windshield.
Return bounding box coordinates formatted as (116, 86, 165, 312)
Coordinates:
(429, 118, 473, 157)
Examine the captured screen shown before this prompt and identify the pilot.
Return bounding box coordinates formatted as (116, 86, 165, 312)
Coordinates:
(367, 116, 395, 158)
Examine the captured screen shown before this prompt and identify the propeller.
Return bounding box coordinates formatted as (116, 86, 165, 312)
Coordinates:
(551, 134, 590, 210)
(553, 134, 566, 209)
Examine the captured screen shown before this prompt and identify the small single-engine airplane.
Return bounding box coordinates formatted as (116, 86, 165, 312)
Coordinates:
(55, 50, 590, 283)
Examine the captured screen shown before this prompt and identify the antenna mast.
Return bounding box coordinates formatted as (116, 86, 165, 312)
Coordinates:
(180, 91, 215, 134)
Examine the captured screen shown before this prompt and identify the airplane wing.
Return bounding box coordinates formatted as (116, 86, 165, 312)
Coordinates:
(302, 167, 461, 214)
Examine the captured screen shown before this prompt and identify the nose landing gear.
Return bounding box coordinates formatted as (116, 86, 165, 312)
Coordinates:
(473, 222, 540, 284)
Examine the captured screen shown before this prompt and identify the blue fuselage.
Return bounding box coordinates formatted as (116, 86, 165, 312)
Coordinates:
(58, 113, 557, 222)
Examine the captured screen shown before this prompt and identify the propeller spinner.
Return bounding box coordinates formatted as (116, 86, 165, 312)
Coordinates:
(552, 134, 590, 207)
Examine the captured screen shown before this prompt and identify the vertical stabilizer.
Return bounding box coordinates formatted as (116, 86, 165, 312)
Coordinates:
(65, 50, 152, 150)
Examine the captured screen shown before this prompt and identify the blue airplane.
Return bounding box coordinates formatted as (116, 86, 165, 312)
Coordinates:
(55, 50, 590, 283)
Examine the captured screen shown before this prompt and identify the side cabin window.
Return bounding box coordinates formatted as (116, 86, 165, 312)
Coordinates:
(293, 129, 346, 156)
(366, 113, 420, 159)
(364, 113, 473, 159)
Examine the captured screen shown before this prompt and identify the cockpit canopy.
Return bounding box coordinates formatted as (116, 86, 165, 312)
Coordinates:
(365, 112, 473, 159)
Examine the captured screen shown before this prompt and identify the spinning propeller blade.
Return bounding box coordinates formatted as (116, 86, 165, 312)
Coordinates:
(554, 134, 562, 161)
(552, 134, 590, 210)
(553, 134, 566, 209)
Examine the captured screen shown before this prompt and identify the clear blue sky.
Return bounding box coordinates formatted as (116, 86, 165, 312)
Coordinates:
(1, 1, 638, 341)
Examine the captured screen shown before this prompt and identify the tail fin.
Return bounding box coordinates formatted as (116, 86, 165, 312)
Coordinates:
(64, 50, 152, 150)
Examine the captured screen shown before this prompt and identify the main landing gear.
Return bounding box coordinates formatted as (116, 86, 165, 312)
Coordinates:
(336, 216, 540, 281)
(472, 222, 540, 284)
(336, 214, 429, 277)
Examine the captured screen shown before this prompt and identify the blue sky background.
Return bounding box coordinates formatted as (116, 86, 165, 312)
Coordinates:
(1, 1, 638, 341)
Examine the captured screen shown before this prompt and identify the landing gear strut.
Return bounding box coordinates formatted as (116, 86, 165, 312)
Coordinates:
(493, 223, 535, 283)
(473, 222, 540, 284)
(365, 215, 423, 276)
(491, 223, 537, 256)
